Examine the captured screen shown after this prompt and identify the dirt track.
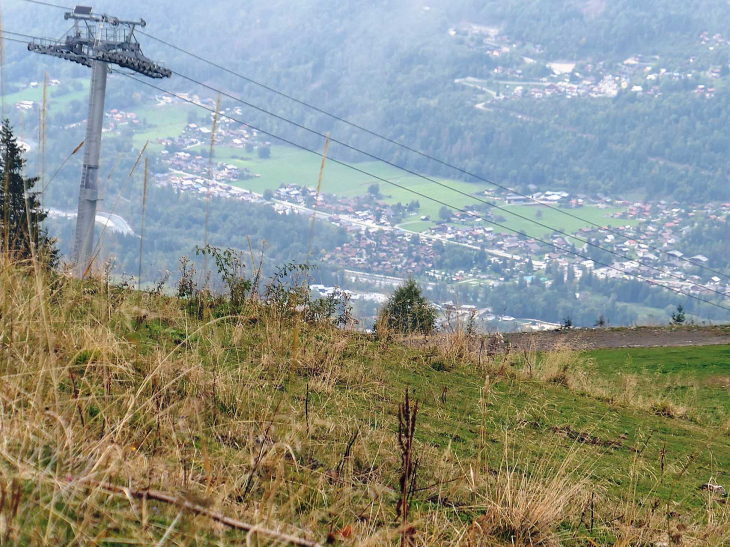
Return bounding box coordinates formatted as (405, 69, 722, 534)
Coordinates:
(503, 325, 730, 352)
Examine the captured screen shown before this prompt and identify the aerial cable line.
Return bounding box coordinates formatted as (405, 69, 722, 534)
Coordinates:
(8, 29, 730, 301)
(7, 28, 728, 308)
(167, 68, 730, 301)
(141, 30, 730, 282)
(20, 0, 71, 10)
(121, 73, 730, 315)
(0, 35, 35, 45)
(1, 30, 59, 42)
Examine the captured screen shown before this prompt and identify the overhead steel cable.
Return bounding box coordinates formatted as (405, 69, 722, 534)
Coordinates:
(1, 30, 58, 42)
(20, 0, 71, 10)
(0, 37, 29, 45)
(121, 73, 730, 315)
(140, 30, 730, 282)
(165, 68, 730, 301)
(9, 28, 730, 302)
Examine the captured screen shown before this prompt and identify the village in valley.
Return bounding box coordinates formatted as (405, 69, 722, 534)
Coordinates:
(12, 36, 730, 330)
(145, 109, 730, 328)
(451, 24, 730, 103)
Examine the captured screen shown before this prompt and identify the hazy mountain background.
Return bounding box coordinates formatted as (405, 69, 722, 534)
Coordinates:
(6, 0, 730, 199)
(4, 0, 730, 326)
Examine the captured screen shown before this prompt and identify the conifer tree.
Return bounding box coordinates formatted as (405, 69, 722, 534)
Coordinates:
(379, 279, 436, 334)
(0, 119, 57, 267)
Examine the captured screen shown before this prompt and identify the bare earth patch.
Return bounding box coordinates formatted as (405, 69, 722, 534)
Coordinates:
(504, 325, 730, 352)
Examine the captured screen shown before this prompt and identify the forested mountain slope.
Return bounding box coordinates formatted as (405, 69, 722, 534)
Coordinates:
(7, 0, 730, 201)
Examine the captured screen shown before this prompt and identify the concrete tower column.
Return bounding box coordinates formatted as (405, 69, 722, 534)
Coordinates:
(73, 60, 108, 277)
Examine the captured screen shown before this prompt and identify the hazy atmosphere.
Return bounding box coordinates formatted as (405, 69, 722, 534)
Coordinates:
(4, 0, 730, 328)
(2, 0, 730, 545)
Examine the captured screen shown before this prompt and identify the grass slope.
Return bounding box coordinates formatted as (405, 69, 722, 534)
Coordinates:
(1, 259, 728, 545)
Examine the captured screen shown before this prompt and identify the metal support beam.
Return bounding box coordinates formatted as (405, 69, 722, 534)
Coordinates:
(29, 8, 170, 277)
(73, 60, 107, 276)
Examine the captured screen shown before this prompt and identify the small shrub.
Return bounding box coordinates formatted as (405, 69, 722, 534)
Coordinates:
(378, 279, 436, 335)
(671, 305, 686, 325)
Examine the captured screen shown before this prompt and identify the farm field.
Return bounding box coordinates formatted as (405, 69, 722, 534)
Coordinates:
(4, 79, 90, 114)
(207, 139, 635, 239)
(123, 102, 637, 240)
(130, 102, 200, 152)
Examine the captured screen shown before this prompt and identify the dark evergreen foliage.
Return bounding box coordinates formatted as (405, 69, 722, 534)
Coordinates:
(0, 120, 57, 267)
(380, 280, 436, 334)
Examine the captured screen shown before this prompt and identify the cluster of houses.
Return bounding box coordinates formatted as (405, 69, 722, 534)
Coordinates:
(310, 284, 388, 304)
(172, 116, 265, 151)
(104, 109, 140, 131)
(14, 78, 61, 111)
(133, 89, 730, 314)
(458, 28, 730, 106)
(156, 152, 259, 202)
(324, 230, 438, 277)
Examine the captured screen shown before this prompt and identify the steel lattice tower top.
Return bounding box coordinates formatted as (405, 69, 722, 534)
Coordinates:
(29, 5, 171, 276)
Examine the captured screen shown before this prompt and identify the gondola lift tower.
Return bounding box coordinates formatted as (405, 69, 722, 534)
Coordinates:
(28, 5, 171, 276)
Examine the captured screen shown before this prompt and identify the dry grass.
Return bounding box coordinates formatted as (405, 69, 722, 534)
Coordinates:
(0, 258, 729, 545)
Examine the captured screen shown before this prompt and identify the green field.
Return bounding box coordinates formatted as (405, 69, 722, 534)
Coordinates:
(587, 344, 730, 426)
(497, 203, 640, 239)
(123, 101, 636, 240)
(130, 102, 200, 152)
(209, 141, 633, 238)
(5, 79, 90, 114)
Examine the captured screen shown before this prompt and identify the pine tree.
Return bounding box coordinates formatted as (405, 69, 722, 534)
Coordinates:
(379, 279, 436, 335)
(0, 120, 57, 267)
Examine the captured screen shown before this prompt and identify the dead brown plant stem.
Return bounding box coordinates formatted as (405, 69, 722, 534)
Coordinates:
(306, 135, 329, 263)
(241, 397, 284, 502)
(41, 140, 84, 194)
(39, 73, 47, 206)
(336, 427, 359, 476)
(3, 169, 8, 258)
(0, 4, 5, 121)
(84, 141, 148, 278)
(305, 381, 310, 437)
(80, 479, 323, 547)
(397, 387, 419, 547)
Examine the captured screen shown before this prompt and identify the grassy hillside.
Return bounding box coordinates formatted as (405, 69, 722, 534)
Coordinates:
(0, 258, 729, 546)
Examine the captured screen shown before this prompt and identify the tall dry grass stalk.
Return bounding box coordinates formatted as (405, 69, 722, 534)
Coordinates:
(137, 157, 149, 291)
(0, 3, 5, 121)
(306, 134, 329, 263)
(0, 259, 728, 545)
(203, 94, 221, 279)
(38, 73, 47, 206)
(84, 141, 148, 278)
